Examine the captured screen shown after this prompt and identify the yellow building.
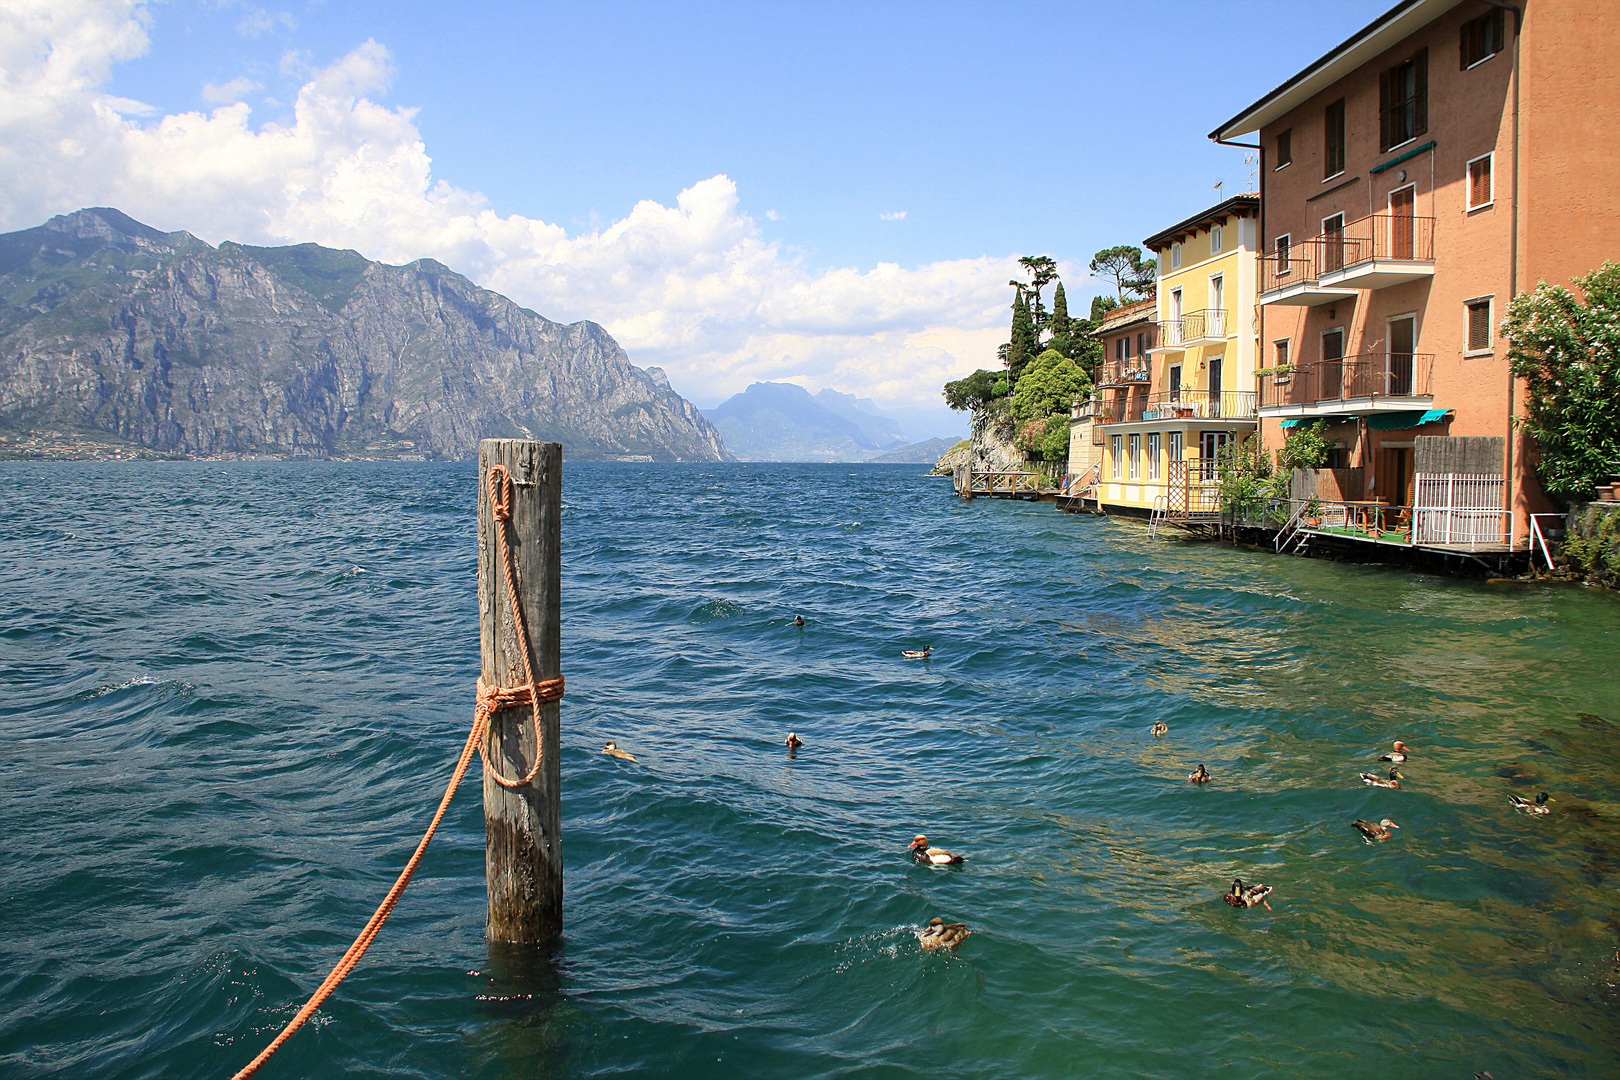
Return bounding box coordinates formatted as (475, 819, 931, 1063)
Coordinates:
(1082, 195, 1261, 521)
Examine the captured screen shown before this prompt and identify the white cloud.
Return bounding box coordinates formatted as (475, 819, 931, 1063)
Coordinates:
(879, 210, 906, 221)
(764, 209, 782, 221)
(201, 76, 261, 104)
(236, 5, 295, 39)
(0, 1, 1019, 409)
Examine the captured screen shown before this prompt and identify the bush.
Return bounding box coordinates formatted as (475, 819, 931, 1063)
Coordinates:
(1277, 420, 1332, 472)
(1011, 349, 1090, 423)
(1216, 436, 1289, 519)
(943, 369, 1006, 413)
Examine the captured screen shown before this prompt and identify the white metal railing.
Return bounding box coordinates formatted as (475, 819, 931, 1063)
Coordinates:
(1062, 462, 1100, 497)
(1528, 512, 1562, 570)
(1413, 474, 1507, 548)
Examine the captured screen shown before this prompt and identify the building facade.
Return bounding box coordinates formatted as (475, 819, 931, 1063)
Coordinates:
(1212, 0, 1620, 547)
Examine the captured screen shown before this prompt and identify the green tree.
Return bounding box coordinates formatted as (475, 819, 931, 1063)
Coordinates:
(1048, 281, 1073, 355)
(1011, 349, 1090, 423)
(1215, 436, 1289, 520)
(1090, 295, 1119, 322)
(1018, 255, 1059, 336)
(1276, 420, 1333, 472)
(1007, 291, 1038, 380)
(1089, 245, 1157, 302)
(943, 369, 1004, 413)
(1506, 261, 1620, 500)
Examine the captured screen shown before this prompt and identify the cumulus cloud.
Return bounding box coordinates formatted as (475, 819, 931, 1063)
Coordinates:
(0, 0, 1024, 408)
(879, 210, 906, 221)
(201, 76, 261, 103)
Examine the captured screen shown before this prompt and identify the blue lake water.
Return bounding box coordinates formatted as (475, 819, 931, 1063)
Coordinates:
(1, 460, 1618, 1079)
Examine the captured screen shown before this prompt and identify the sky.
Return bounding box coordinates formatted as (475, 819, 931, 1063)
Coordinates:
(0, 0, 1392, 422)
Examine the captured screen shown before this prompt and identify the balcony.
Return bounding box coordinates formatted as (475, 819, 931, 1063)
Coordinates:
(1157, 308, 1228, 349)
(1098, 357, 1151, 387)
(1258, 352, 1434, 413)
(1259, 212, 1435, 306)
(1099, 389, 1257, 425)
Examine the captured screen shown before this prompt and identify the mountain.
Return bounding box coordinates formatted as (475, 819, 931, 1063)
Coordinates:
(868, 436, 963, 464)
(702, 381, 910, 461)
(810, 388, 909, 447)
(0, 208, 730, 461)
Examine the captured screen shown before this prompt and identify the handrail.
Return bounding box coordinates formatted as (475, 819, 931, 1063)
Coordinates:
(1257, 353, 1434, 408)
(1260, 212, 1435, 294)
(1528, 513, 1560, 570)
(1275, 500, 1307, 552)
(1063, 461, 1100, 497)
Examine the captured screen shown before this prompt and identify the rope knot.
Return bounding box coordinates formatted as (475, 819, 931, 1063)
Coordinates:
(487, 463, 513, 522)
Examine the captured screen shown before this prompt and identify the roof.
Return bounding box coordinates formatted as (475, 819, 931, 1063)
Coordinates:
(1209, 0, 1459, 141)
(1097, 297, 1156, 333)
(1142, 193, 1260, 251)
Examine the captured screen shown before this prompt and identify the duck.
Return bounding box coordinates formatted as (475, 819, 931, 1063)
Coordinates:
(793, 615, 805, 627)
(784, 732, 803, 749)
(1351, 817, 1400, 841)
(918, 917, 973, 950)
(1508, 791, 1552, 815)
(601, 740, 637, 762)
(908, 834, 965, 865)
(1150, 721, 1169, 737)
(901, 646, 933, 659)
(1189, 764, 1211, 784)
(1223, 878, 1274, 910)
(1379, 741, 1411, 763)
(1359, 767, 1402, 789)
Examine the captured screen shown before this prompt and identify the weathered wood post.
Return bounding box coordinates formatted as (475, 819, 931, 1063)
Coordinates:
(477, 439, 562, 944)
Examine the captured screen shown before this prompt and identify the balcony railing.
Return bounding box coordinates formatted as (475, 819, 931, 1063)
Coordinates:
(1260, 212, 1435, 297)
(1158, 308, 1228, 347)
(1099, 357, 1151, 386)
(1098, 389, 1257, 424)
(1258, 352, 1434, 409)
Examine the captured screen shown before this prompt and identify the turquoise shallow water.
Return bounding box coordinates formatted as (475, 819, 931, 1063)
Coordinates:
(1, 460, 1618, 1079)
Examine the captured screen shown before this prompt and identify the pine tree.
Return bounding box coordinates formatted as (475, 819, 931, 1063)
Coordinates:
(1007, 291, 1037, 381)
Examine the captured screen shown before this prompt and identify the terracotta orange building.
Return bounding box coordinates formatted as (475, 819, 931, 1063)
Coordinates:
(1210, 0, 1620, 550)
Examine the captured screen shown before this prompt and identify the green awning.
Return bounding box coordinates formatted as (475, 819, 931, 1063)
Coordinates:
(1279, 418, 1300, 428)
(1366, 409, 1452, 430)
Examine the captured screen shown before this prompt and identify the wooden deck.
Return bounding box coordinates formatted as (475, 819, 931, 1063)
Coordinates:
(953, 467, 1060, 501)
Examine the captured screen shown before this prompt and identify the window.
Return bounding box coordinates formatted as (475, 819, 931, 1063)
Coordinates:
(1128, 434, 1141, 480)
(1200, 431, 1232, 464)
(1171, 243, 1182, 270)
(1322, 212, 1346, 273)
(1210, 224, 1223, 255)
(1467, 153, 1493, 209)
(1111, 435, 1122, 479)
(1147, 433, 1161, 481)
(1167, 431, 1182, 468)
(1274, 339, 1290, 369)
(1123, 334, 1133, 360)
(1137, 332, 1147, 356)
(1275, 128, 1292, 169)
(1115, 337, 1125, 363)
(1274, 233, 1291, 276)
(1467, 297, 1493, 351)
(1461, 8, 1506, 69)
(1379, 49, 1429, 151)
(1169, 365, 1182, 400)
(1324, 98, 1346, 178)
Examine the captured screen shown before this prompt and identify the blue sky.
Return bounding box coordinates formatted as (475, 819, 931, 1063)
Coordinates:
(3, 0, 1392, 426)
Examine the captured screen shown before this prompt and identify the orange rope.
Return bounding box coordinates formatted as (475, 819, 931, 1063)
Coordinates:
(228, 462, 561, 1078)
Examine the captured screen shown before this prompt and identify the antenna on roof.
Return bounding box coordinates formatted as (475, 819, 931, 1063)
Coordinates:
(1213, 180, 1224, 200)
(1244, 153, 1258, 192)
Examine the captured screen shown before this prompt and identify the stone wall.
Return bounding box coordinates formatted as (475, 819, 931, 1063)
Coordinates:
(1558, 502, 1620, 588)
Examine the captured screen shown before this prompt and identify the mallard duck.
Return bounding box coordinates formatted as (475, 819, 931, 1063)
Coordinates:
(784, 732, 803, 749)
(918, 917, 973, 950)
(908, 834, 965, 865)
(1508, 792, 1552, 815)
(901, 646, 933, 659)
(1359, 767, 1402, 789)
(1150, 721, 1169, 737)
(1379, 741, 1411, 762)
(1222, 878, 1274, 909)
(1352, 817, 1400, 841)
(1189, 764, 1211, 784)
(602, 740, 637, 762)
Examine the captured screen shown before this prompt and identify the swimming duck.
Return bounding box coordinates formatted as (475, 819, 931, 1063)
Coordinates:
(1150, 721, 1169, 737)
(1508, 792, 1552, 815)
(1223, 878, 1274, 910)
(1359, 767, 1402, 789)
(1351, 817, 1400, 841)
(784, 732, 803, 749)
(1379, 741, 1411, 763)
(601, 740, 637, 762)
(1189, 764, 1211, 784)
(901, 646, 933, 659)
(908, 835, 965, 865)
(918, 917, 973, 950)
(793, 615, 805, 627)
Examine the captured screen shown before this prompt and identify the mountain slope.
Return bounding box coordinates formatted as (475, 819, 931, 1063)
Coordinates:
(702, 382, 909, 461)
(0, 208, 731, 461)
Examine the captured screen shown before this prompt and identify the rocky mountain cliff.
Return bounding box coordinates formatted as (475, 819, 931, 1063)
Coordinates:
(0, 208, 731, 461)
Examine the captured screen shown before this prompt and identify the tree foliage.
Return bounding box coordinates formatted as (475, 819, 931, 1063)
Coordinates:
(1505, 261, 1620, 499)
(1215, 435, 1288, 520)
(1089, 246, 1157, 302)
(1007, 290, 1038, 380)
(1011, 349, 1090, 423)
(1276, 420, 1333, 473)
(943, 368, 1004, 413)
(1018, 255, 1058, 335)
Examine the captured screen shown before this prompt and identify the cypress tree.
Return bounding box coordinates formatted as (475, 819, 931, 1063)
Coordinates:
(1049, 282, 1072, 357)
(1007, 292, 1037, 382)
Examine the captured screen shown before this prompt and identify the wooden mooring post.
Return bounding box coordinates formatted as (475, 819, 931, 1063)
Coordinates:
(477, 439, 562, 944)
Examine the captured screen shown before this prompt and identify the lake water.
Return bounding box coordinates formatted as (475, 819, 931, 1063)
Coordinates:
(2, 461, 1618, 1079)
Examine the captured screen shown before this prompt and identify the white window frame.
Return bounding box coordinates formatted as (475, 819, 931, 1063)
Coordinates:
(1111, 434, 1123, 479)
(1146, 433, 1161, 481)
(1209, 274, 1225, 332)
(1466, 152, 1494, 211)
(1209, 224, 1223, 255)
(1128, 434, 1141, 480)
(1167, 431, 1183, 468)
(1464, 294, 1495, 355)
(1274, 233, 1291, 275)
(1171, 243, 1182, 270)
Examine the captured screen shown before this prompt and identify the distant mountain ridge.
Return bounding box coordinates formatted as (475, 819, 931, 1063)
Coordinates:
(702, 382, 914, 461)
(0, 208, 731, 461)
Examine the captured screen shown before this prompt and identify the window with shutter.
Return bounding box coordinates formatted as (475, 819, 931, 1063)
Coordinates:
(1276, 129, 1292, 168)
(1324, 99, 1345, 177)
(1467, 154, 1493, 209)
(1380, 50, 1427, 150)
(1467, 299, 1492, 351)
(1461, 9, 1506, 68)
